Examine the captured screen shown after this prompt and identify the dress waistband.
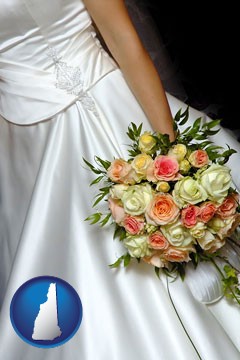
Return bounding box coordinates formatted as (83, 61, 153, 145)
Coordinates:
(0, 33, 118, 125)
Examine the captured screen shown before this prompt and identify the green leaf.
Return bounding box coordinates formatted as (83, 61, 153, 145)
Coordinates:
(124, 253, 131, 267)
(84, 212, 102, 224)
(94, 156, 111, 170)
(202, 119, 221, 129)
(82, 157, 102, 174)
(90, 175, 104, 186)
(100, 213, 111, 227)
(155, 266, 160, 279)
(109, 256, 124, 268)
(109, 253, 131, 268)
(93, 192, 107, 207)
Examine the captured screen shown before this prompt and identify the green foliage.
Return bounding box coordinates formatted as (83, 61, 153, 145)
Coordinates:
(109, 253, 132, 268)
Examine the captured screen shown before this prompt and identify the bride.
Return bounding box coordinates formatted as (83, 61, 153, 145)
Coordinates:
(0, 1, 239, 359)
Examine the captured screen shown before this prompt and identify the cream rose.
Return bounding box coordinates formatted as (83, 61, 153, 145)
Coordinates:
(161, 220, 195, 247)
(218, 214, 240, 239)
(146, 193, 180, 225)
(138, 132, 157, 154)
(197, 164, 232, 204)
(109, 184, 129, 199)
(123, 235, 152, 258)
(172, 176, 208, 208)
(122, 183, 153, 216)
(197, 230, 225, 252)
(168, 144, 187, 161)
(189, 222, 207, 239)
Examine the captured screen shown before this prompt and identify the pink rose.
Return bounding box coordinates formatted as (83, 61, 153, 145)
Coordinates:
(108, 197, 126, 224)
(148, 231, 169, 250)
(123, 215, 145, 235)
(163, 246, 192, 263)
(181, 205, 200, 228)
(216, 193, 239, 219)
(146, 193, 180, 225)
(107, 159, 132, 183)
(147, 155, 179, 182)
(198, 201, 217, 223)
(188, 149, 209, 168)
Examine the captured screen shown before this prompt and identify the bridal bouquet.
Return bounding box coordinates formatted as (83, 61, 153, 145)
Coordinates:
(84, 107, 240, 304)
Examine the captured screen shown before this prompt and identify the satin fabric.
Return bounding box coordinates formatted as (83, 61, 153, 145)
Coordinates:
(0, 1, 240, 360)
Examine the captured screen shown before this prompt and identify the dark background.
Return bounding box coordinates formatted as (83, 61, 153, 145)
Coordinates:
(146, 4, 238, 131)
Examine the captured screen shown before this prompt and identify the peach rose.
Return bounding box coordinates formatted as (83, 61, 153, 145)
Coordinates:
(123, 215, 145, 235)
(147, 155, 179, 182)
(148, 231, 169, 250)
(198, 201, 217, 223)
(207, 236, 226, 254)
(188, 149, 209, 168)
(143, 252, 167, 268)
(216, 193, 239, 219)
(107, 159, 132, 183)
(197, 230, 224, 251)
(218, 214, 240, 239)
(163, 246, 193, 263)
(108, 197, 126, 224)
(146, 193, 180, 225)
(181, 205, 200, 228)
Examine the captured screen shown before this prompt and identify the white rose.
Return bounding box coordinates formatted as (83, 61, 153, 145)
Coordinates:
(161, 220, 194, 247)
(110, 184, 129, 199)
(122, 183, 153, 215)
(189, 222, 207, 239)
(124, 235, 152, 258)
(197, 164, 232, 204)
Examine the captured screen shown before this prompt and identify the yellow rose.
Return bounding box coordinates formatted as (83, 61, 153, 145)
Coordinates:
(156, 181, 170, 193)
(138, 132, 157, 154)
(168, 144, 187, 161)
(131, 154, 153, 177)
(179, 159, 191, 174)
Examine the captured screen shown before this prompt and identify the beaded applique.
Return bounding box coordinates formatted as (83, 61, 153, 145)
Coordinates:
(47, 47, 99, 117)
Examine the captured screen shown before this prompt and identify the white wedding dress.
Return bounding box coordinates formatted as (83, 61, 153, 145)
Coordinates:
(0, 1, 240, 360)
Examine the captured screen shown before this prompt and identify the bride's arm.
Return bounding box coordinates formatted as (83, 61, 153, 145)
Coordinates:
(83, 0, 175, 141)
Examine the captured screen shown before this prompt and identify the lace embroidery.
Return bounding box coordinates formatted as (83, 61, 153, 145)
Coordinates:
(47, 47, 99, 117)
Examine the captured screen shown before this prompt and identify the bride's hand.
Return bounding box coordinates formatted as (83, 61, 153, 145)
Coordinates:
(83, 0, 175, 141)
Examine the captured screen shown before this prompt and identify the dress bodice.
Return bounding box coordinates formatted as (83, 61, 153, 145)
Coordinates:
(0, 0, 117, 124)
